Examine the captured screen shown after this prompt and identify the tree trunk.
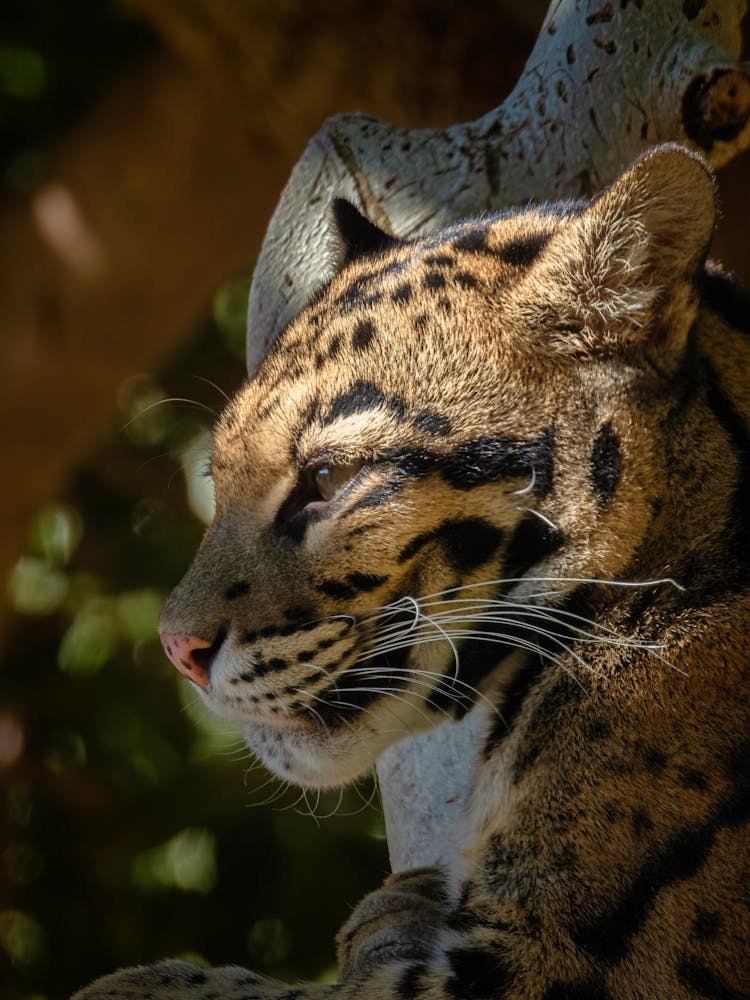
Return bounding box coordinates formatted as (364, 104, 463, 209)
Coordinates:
(244, 0, 750, 872)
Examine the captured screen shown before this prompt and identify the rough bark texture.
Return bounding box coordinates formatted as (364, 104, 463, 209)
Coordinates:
(244, 0, 750, 873)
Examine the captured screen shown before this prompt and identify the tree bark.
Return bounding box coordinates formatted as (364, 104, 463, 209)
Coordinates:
(244, 0, 750, 873)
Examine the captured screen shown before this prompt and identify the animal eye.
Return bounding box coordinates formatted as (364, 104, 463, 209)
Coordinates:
(313, 463, 362, 502)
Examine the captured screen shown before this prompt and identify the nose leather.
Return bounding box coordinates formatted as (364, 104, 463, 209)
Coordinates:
(160, 632, 215, 692)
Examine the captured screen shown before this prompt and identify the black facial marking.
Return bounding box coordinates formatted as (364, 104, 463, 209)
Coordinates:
(590, 422, 622, 506)
(423, 253, 455, 267)
(496, 232, 551, 267)
(283, 605, 315, 623)
(440, 429, 554, 497)
(352, 319, 375, 351)
(224, 580, 250, 600)
(423, 271, 447, 291)
(345, 571, 388, 593)
(445, 944, 514, 999)
(413, 411, 452, 436)
(332, 198, 402, 263)
(318, 579, 356, 600)
(452, 228, 490, 254)
(503, 514, 564, 580)
(391, 281, 413, 304)
(398, 517, 504, 574)
(454, 270, 479, 290)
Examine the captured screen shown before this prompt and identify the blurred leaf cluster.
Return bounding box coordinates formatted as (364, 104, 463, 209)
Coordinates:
(0, 5, 387, 999)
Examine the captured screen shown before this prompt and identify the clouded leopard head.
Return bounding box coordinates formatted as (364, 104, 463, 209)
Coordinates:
(160, 145, 715, 788)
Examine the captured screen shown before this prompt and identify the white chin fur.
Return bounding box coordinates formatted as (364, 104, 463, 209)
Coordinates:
(243, 721, 378, 789)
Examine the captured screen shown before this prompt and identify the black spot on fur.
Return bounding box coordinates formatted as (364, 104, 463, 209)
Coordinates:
(392, 282, 413, 304)
(590, 422, 622, 506)
(677, 958, 744, 999)
(424, 271, 447, 291)
(224, 581, 250, 600)
(267, 658, 288, 672)
(352, 319, 375, 351)
(455, 270, 479, 290)
(414, 411, 452, 436)
(318, 579, 356, 600)
(496, 233, 551, 267)
(398, 517, 504, 574)
(297, 650, 314, 662)
(679, 767, 708, 791)
(642, 745, 668, 773)
(453, 228, 490, 254)
(570, 751, 750, 962)
(446, 944, 514, 999)
(424, 253, 455, 267)
(414, 312, 430, 336)
(512, 668, 587, 782)
(631, 808, 653, 836)
(326, 381, 388, 423)
(283, 606, 315, 623)
(346, 571, 388, 592)
(328, 333, 341, 358)
(693, 908, 722, 942)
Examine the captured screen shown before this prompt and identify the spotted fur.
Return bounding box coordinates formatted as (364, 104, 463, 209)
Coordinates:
(75, 146, 750, 999)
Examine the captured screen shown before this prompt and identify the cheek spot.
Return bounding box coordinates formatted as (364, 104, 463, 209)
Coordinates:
(590, 422, 623, 506)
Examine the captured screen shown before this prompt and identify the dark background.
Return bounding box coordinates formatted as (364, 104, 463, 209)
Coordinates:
(0, 3, 748, 999)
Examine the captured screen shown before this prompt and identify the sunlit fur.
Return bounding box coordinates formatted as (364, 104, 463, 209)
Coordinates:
(83, 146, 750, 998)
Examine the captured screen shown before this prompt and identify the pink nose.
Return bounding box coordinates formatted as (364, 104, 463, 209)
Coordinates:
(160, 632, 216, 692)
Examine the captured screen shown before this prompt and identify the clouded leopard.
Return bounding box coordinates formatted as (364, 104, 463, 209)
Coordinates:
(75, 145, 750, 999)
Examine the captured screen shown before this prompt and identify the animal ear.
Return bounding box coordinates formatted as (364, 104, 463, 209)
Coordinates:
(332, 198, 403, 264)
(531, 144, 716, 359)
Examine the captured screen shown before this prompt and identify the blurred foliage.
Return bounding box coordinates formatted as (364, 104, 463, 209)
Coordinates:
(0, 4, 387, 999)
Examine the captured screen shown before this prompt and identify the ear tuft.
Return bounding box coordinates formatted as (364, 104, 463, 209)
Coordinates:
(599, 143, 716, 275)
(332, 199, 402, 264)
(528, 144, 717, 360)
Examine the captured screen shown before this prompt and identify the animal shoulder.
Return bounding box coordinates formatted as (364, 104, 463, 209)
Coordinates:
(76, 145, 750, 1000)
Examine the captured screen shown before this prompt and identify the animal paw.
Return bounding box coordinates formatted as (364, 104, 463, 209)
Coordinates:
(71, 958, 279, 999)
(336, 867, 447, 979)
